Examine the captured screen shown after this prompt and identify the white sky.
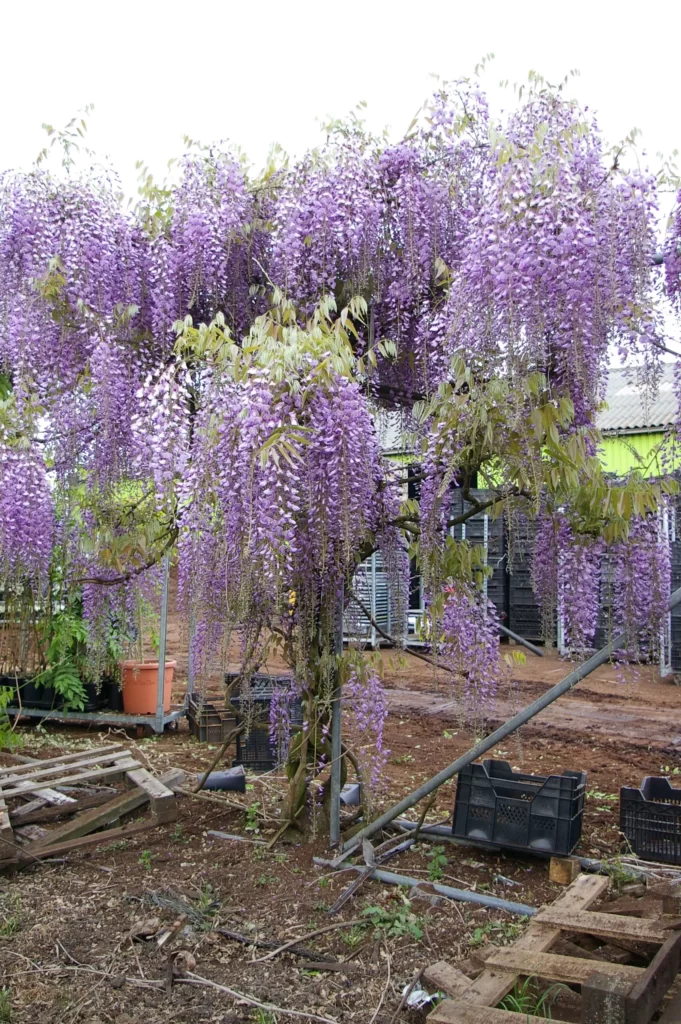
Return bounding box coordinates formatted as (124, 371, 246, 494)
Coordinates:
(1, 0, 680, 353)
(1, 0, 679, 193)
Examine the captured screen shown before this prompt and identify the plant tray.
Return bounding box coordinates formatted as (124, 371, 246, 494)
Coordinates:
(620, 776, 681, 864)
(452, 758, 587, 856)
(187, 695, 236, 744)
(227, 673, 302, 773)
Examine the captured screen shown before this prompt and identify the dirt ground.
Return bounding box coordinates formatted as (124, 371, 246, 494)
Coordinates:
(1, 646, 681, 1024)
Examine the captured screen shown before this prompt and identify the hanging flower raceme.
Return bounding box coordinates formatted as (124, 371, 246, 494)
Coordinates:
(0, 441, 54, 584)
(610, 512, 671, 660)
(440, 92, 662, 424)
(442, 581, 502, 709)
(344, 663, 389, 800)
(150, 151, 255, 342)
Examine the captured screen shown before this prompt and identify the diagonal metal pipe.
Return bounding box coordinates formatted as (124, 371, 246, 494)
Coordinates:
(338, 586, 681, 858)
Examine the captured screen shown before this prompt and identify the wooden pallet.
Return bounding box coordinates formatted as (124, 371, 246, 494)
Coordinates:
(0, 745, 178, 867)
(425, 874, 681, 1024)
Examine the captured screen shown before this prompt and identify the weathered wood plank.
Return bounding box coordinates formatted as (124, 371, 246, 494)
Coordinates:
(30, 788, 150, 849)
(431, 874, 609, 1014)
(125, 768, 177, 823)
(549, 856, 581, 886)
(0, 750, 134, 791)
(533, 908, 667, 944)
(625, 930, 681, 1024)
(581, 972, 630, 1024)
(428, 1001, 573, 1023)
(483, 948, 642, 986)
(0, 759, 140, 799)
(0, 744, 126, 777)
(16, 815, 164, 862)
(9, 791, 113, 826)
(0, 795, 14, 851)
(422, 961, 473, 997)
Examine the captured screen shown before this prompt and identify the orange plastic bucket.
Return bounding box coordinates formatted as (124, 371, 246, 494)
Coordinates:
(121, 660, 176, 715)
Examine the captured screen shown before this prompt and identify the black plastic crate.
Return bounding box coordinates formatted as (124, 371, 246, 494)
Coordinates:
(227, 673, 302, 772)
(620, 777, 681, 864)
(187, 694, 236, 744)
(453, 759, 587, 856)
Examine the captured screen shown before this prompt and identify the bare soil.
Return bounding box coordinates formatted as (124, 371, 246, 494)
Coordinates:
(1, 645, 681, 1023)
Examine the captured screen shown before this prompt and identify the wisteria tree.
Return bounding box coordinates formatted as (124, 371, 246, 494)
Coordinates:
(1, 75, 680, 825)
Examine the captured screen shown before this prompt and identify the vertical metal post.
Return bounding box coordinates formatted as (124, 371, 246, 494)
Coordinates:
(370, 553, 377, 649)
(187, 605, 196, 697)
(156, 554, 170, 727)
(329, 585, 344, 848)
(482, 514, 489, 603)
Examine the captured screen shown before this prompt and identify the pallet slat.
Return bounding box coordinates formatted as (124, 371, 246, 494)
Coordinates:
(533, 908, 668, 944)
(0, 744, 126, 778)
(431, 874, 609, 1013)
(483, 948, 642, 985)
(428, 1000, 573, 1024)
(0, 759, 140, 799)
(422, 962, 473, 997)
(0, 750, 133, 791)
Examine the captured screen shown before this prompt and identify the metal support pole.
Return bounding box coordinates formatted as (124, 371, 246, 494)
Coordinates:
(339, 584, 681, 856)
(156, 554, 171, 726)
(498, 623, 544, 657)
(329, 586, 344, 848)
(187, 605, 196, 697)
(370, 553, 377, 649)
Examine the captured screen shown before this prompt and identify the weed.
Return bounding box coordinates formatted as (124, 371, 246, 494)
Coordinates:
(138, 849, 153, 871)
(196, 882, 217, 912)
(362, 900, 423, 941)
(501, 976, 568, 1019)
(108, 840, 129, 852)
(274, 852, 288, 864)
(0, 987, 10, 1023)
(245, 802, 261, 833)
(660, 765, 681, 776)
(468, 918, 527, 948)
(0, 897, 21, 938)
(340, 925, 365, 948)
(253, 1011, 276, 1024)
(391, 753, 415, 765)
(257, 873, 276, 887)
(427, 845, 448, 882)
(313, 900, 329, 911)
(317, 876, 330, 888)
(171, 823, 188, 843)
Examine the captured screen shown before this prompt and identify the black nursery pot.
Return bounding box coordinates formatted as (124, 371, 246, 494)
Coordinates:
(0, 674, 24, 707)
(102, 675, 124, 712)
(18, 678, 58, 710)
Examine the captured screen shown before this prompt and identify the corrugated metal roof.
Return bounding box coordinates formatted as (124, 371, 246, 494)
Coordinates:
(597, 364, 677, 432)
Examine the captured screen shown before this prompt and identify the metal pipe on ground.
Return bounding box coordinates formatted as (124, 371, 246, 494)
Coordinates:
(498, 623, 544, 657)
(313, 858, 537, 917)
(338, 585, 681, 859)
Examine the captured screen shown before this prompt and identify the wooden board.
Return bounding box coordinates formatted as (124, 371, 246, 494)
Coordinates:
(0, 758, 140, 799)
(0, 750, 133, 792)
(9, 791, 114, 826)
(483, 948, 642, 985)
(0, 795, 14, 855)
(454, 874, 609, 1009)
(428, 1000, 573, 1023)
(0, 744, 126, 778)
(422, 961, 473, 997)
(30, 787, 151, 849)
(18, 815, 164, 862)
(625, 929, 681, 1024)
(125, 768, 177, 823)
(533, 908, 668, 944)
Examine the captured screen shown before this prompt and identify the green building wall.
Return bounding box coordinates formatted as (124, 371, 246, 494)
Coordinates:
(598, 432, 675, 477)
